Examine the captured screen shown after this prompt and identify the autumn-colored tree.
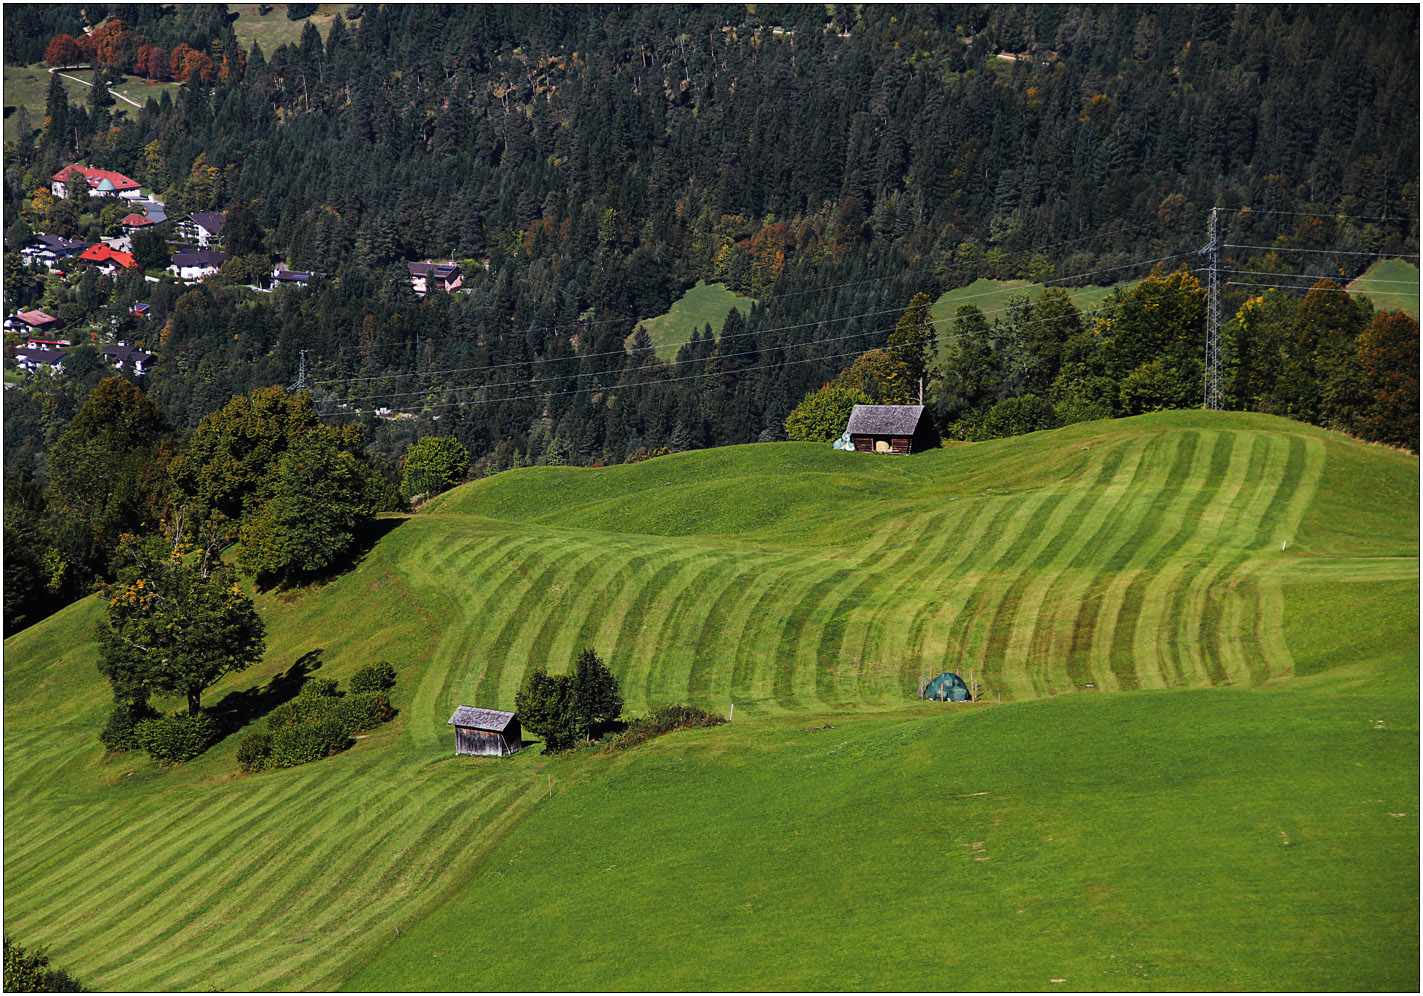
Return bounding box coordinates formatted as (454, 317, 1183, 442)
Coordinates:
(43, 34, 85, 68)
(172, 44, 217, 84)
(1355, 310, 1420, 451)
(91, 18, 138, 72)
(830, 349, 915, 404)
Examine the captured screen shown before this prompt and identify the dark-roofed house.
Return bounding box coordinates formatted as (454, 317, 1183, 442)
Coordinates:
(169, 250, 230, 280)
(101, 343, 156, 376)
(447, 706, 522, 756)
(21, 234, 90, 269)
(843, 404, 938, 454)
(14, 347, 66, 375)
(409, 261, 463, 295)
(177, 212, 226, 248)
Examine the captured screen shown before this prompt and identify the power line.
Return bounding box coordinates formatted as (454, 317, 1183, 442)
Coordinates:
(1232, 208, 1420, 224)
(311, 247, 1196, 390)
(1223, 243, 1420, 258)
(320, 289, 1202, 415)
(1226, 280, 1420, 295)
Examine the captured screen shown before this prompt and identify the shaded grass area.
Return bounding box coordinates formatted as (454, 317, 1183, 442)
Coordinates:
(631, 279, 756, 353)
(1348, 258, 1420, 320)
(3, 411, 1416, 990)
(2, 65, 182, 144)
(349, 659, 1419, 992)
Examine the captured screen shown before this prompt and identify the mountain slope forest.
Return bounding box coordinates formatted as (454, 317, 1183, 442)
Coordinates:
(2, 5, 1419, 633)
(3, 413, 1418, 990)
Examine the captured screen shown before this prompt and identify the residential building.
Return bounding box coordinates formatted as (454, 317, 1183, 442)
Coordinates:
(51, 165, 142, 200)
(408, 261, 463, 295)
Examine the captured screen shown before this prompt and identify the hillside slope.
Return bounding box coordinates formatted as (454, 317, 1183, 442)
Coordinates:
(3, 412, 1416, 990)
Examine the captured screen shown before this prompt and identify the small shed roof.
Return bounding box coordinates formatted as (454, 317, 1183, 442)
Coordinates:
(447, 706, 517, 732)
(846, 404, 925, 435)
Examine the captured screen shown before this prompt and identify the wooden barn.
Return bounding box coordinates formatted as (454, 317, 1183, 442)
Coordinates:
(844, 404, 938, 454)
(447, 706, 523, 756)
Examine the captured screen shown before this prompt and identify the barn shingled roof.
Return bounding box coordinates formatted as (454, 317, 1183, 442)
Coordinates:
(447, 706, 517, 731)
(845, 404, 925, 435)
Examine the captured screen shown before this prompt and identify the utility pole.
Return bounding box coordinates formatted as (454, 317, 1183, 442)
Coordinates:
(1201, 208, 1223, 411)
(289, 349, 307, 393)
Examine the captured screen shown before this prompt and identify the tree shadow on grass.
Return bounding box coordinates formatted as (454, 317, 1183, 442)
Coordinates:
(207, 648, 325, 739)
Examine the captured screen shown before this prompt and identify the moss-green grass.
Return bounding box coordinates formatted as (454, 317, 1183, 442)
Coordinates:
(229, 4, 364, 53)
(2, 65, 182, 144)
(1348, 258, 1420, 320)
(4, 411, 1417, 990)
(631, 279, 756, 353)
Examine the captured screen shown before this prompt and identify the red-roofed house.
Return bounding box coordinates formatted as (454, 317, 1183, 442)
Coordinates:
(79, 243, 138, 273)
(51, 165, 142, 200)
(120, 213, 156, 230)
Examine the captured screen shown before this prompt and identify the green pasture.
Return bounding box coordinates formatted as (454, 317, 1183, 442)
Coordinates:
(929, 278, 1128, 360)
(4, 411, 1418, 990)
(1349, 258, 1420, 320)
(229, 4, 364, 53)
(631, 278, 756, 353)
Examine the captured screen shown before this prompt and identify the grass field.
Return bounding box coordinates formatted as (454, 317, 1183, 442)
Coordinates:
(1348, 258, 1421, 320)
(632, 279, 756, 353)
(2, 65, 182, 144)
(229, 4, 363, 53)
(3, 411, 1417, 990)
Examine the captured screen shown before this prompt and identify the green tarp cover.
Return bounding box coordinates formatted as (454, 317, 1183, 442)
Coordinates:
(923, 672, 971, 702)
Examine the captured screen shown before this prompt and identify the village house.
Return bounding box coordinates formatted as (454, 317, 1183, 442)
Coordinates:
(4, 310, 65, 335)
(51, 165, 142, 200)
(269, 263, 315, 288)
(120, 212, 157, 233)
(169, 250, 230, 280)
(13, 346, 66, 376)
(79, 243, 138, 274)
(176, 212, 226, 248)
(130, 302, 151, 318)
(101, 343, 156, 376)
(408, 261, 463, 295)
(21, 234, 91, 270)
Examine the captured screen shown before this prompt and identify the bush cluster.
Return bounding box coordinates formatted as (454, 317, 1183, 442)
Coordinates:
(239, 670, 397, 773)
(98, 699, 159, 753)
(600, 704, 727, 752)
(134, 712, 219, 766)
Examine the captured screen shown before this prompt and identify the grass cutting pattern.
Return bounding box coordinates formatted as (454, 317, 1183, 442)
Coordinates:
(413, 423, 1327, 719)
(4, 411, 1413, 991)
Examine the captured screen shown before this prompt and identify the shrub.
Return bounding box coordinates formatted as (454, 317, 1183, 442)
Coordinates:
(98, 699, 158, 753)
(350, 662, 396, 693)
(981, 394, 1060, 439)
(3, 935, 88, 992)
(268, 694, 342, 730)
(784, 386, 872, 442)
(236, 733, 272, 773)
(299, 677, 341, 699)
(134, 712, 218, 765)
(268, 719, 350, 769)
(338, 692, 394, 734)
(600, 703, 727, 752)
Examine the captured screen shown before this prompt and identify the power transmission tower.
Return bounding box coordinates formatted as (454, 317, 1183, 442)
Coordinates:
(289, 349, 307, 392)
(1200, 207, 1223, 410)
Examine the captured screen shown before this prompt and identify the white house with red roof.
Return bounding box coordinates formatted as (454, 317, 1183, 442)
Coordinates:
(51, 165, 142, 200)
(79, 243, 138, 273)
(5, 310, 64, 334)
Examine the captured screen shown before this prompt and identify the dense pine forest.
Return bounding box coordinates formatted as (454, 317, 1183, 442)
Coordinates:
(3, 3, 1419, 633)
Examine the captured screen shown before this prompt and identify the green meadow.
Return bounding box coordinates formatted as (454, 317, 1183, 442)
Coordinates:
(229, 4, 365, 54)
(929, 278, 1128, 360)
(632, 278, 756, 353)
(1349, 258, 1421, 320)
(4, 411, 1418, 990)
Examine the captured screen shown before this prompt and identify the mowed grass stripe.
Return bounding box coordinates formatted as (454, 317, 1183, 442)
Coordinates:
(1013, 437, 1152, 692)
(641, 549, 751, 707)
(982, 444, 1120, 696)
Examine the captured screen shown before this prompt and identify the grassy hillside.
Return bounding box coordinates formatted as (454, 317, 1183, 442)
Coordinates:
(3, 65, 183, 144)
(228, 3, 363, 52)
(929, 278, 1130, 360)
(1348, 258, 1420, 320)
(4, 412, 1417, 990)
(632, 279, 756, 353)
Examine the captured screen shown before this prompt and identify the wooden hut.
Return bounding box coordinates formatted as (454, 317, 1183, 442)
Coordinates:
(447, 706, 523, 756)
(844, 404, 938, 454)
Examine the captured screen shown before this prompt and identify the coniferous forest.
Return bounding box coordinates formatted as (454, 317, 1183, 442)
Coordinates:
(3, 4, 1419, 633)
